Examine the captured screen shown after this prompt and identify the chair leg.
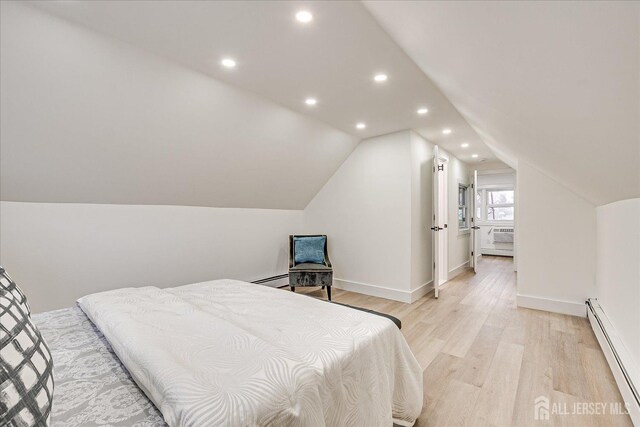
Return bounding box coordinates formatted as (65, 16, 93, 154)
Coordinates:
(290, 286, 295, 292)
(327, 286, 331, 301)
(321, 286, 325, 290)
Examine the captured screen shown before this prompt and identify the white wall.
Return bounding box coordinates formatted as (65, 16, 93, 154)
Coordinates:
(595, 198, 640, 375)
(477, 171, 516, 189)
(517, 161, 596, 316)
(305, 130, 471, 302)
(1, 130, 472, 311)
(474, 161, 512, 172)
(304, 131, 413, 301)
(0, 202, 303, 312)
(0, 2, 351, 314)
(0, 2, 358, 210)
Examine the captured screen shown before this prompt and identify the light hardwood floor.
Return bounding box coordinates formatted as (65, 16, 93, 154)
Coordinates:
(298, 256, 632, 427)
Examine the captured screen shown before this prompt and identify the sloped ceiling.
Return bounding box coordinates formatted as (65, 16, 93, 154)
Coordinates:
(26, 0, 496, 163)
(1, 1, 504, 210)
(0, 1, 358, 209)
(364, 1, 640, 206)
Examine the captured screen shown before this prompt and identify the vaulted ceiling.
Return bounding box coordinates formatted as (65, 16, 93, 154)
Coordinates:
(28, 0, 496, 163)
(3, 1, 638, 209)
(1, 2, 359, 209)
(364, 1, 640, 206)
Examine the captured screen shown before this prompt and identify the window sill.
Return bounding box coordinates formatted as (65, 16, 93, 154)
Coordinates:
(478, 221, 515, 227)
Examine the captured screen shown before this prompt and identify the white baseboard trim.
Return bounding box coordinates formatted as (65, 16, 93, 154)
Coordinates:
(517, 293, 587, 317)
(587, 299, 639, 426)
(410, 280, 433, 303)
(448, 261, 470, 280)
(333, 278, 434, 304)
(480, 249, 514, 257)
(333, 278, 412, 303)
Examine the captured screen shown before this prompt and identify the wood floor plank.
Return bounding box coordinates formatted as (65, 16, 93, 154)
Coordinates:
(468, 340, 524, 427)
(421, 352, 466, 416)
(454, 324, 504, 388)
(440, 308, 490, 358)
(551, 329, 591, 399)
(579, 346, 633, 427)
(511, 360, 554, 427)
(417, 380, 481, 427)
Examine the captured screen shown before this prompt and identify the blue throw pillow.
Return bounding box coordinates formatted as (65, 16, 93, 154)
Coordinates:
(294, 236, 326, 264)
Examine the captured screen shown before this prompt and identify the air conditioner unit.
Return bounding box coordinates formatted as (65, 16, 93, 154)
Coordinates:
(493, 228, 514, 243)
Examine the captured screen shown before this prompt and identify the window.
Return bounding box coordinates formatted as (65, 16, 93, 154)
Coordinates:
(475, 187, 515, 222)
(486, 189, 514, 221)
(458, 184, 469, 229)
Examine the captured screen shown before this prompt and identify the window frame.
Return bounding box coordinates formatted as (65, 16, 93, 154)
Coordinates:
(458, 183, 470, 231)
(476, 186, 515, 223)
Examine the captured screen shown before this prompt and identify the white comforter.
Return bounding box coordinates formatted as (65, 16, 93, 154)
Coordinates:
(77, 280, 423, 426)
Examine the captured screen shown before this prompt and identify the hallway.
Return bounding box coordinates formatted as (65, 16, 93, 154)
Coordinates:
(305, 256, 631, 426)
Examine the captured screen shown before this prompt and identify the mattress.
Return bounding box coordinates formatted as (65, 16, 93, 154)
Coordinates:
(77, 279, 423, 426)
(32, 306, 166, 427)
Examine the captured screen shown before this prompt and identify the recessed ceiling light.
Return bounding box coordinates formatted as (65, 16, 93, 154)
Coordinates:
(472, 154, 479, 158)
(417, 108, 428, 115)
(295, 10, 313, 23)
(374, 74, 388, 83)
(356, 122, 366, 129)
(461, 143, 469, 148)
(305, 98, 317, 106)
(442, 128, 452, 135)
(221, 58, 236, 68)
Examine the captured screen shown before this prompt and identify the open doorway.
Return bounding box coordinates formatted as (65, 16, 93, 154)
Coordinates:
(431, 154, 517, 299)
(470, 168, 516, 272)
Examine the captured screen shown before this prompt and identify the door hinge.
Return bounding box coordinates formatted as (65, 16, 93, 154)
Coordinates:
(471, 251, 474, 256)
(437, 164, 444, 172)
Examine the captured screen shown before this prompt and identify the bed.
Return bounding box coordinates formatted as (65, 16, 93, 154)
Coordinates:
(32, 306, 166, 426)
(33, 279, 423, 426)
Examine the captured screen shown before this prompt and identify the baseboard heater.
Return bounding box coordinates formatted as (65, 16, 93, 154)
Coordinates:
(586, 299, 639, 425)
(251, 273, 288, 288)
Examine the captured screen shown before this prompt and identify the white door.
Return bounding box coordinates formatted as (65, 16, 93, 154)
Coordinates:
(432, 146, 442, 298)
(470, 170, 480, 273)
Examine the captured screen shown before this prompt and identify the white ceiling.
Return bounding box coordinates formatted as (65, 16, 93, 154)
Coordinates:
(364, 1, 640, 206)
(1, 2, 358, 209)
(29, 0, 496, 164)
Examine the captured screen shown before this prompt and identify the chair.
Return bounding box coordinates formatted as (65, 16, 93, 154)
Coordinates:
(289, 235, 333, 301)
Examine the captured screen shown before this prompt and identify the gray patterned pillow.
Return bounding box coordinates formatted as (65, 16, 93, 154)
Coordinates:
(0, 267, 30, 316)
(0, 270, 54, 426)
